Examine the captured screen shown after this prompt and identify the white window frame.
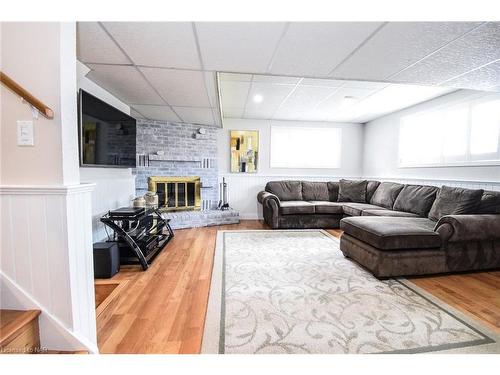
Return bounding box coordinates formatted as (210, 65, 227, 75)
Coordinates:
(398, 93, 500, 168)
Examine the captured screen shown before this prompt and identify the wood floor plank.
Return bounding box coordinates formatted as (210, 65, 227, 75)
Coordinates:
(96, 220, 500, 353)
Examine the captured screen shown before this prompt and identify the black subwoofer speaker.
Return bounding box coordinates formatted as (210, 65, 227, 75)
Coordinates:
(93, 242, 120, 278)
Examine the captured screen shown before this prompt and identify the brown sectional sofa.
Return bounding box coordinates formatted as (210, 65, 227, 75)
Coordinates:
(257, 179, 500, 278)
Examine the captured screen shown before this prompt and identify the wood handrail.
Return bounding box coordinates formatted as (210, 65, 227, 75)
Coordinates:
(0, 71, 54, 119)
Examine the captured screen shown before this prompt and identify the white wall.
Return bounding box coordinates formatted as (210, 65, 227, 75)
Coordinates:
(0, 22, 97, 352)
(77, 61, 136, 242)
(363, 90, 500, 183)
(218, 118, 364, 218)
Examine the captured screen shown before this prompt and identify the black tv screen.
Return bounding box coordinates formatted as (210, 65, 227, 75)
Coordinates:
(79, 89, 136, 168)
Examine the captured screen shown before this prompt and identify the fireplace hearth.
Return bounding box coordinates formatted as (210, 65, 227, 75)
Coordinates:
(148, 176, 201, 212)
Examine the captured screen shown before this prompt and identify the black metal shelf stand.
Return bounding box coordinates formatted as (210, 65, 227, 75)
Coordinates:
(100, 207, 174, 270)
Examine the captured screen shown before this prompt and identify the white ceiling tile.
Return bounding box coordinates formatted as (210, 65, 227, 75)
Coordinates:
(140, 67, 210, 107)
(77, 22, 130, 64)
(87, 64, 164, 105)
(443, 60, 500, 91)
(350, 84, 455, 122)
(300, 78, 345, 87)
(392, 22, 500, 85)
(130, 109, 146, 119)
(219, 72, 253, 82)
(195, 22, 287, 73)
(132, 105, 181, 122)
(204, 71, 219, 108)
(244, 82, 295, 119)
(212, 108, 223, 126)
(252, 75, 301, 84)
(269, 22, 383, 77)
(173, 107, 214, 125)
(342, 80, 390, 90)
(220, 81, 251, 109)
(223, 107, 245, 118)
(332, 22, 481, 81)
(102, 22, 201, 69)
(274, 85, 337, 120)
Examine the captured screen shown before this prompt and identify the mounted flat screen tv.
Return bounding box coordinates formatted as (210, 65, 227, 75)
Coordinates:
(79, 89, 136, 168)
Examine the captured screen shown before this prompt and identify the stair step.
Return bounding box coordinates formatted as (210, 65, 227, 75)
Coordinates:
(0, 309, 41, 354)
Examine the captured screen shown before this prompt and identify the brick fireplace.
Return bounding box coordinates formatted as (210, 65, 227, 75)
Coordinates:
(134, 119, 239, 228)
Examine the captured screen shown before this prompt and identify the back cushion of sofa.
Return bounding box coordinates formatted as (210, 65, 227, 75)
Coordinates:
(265, 180, 303, 201)
(428, 185, 484, 221)
(366, 180, 381, 203)
(370, 182, 404, 209)
(337, 179, 367, 203)
(393, 184, 439, 216)
(478, 190, 500, 214)
(302, 181, 330, 201)
(327, 182, 339, 202)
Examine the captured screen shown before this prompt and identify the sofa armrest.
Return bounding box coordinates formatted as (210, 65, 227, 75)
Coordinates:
(257, 191, 281, 228)
(257, 191, 280, 206)
(434, 214, 500, 243)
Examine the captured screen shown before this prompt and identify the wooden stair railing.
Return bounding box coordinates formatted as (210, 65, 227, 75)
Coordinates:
(0, 71, 54, 119)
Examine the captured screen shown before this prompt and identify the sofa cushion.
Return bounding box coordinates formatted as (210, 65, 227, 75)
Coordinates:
(340, 217, 441, 250)
(302, 181, 330, 201)
(393, 184, 439, 216)
(362, 209, 419, 218)
(327, 182, 340, 202)
(337, 179, 367, 203)
(370, 182, 404, 209)
(265, 181, 303, 201)
(428, 185, 484, 221)
(477, 190, 500, 214)
(279, 201, 315, 215)
(308, 201, 344, 214)
(366, 180, 381, 203)
(342, 203, 386, 216)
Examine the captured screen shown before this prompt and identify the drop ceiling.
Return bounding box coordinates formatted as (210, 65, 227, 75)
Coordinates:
(77, 21, 500, 127)
(219, 73, 455, 123)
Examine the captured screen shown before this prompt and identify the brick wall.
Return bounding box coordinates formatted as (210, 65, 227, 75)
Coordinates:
(134, 119, 219, 209)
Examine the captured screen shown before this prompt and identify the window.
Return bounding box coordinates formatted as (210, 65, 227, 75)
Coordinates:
(270, 126, 341, 168)
(399, 95, 500, 167)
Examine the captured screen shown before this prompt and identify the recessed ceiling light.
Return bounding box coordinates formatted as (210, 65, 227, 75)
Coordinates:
(253, 94, 263, 103)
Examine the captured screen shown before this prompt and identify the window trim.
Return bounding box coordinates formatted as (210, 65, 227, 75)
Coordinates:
(398, 93, 500, 168)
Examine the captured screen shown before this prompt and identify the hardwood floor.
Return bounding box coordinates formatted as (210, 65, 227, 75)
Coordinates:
(95, 220, 500, 353)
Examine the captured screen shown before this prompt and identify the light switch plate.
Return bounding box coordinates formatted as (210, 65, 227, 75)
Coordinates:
(17, 120, 34, 146)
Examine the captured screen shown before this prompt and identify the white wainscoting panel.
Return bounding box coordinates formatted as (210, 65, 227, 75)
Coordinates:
(0, 184, 98, 352)
(219, 174, 362, 219)
(221, 174, 500, 220)
(80, 168, 136, 242)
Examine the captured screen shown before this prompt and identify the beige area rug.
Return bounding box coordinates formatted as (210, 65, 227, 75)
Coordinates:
(202, 230, 499, 354)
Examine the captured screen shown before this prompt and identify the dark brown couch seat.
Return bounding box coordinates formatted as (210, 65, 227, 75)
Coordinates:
(308, 201, 344, 214)
(279, 201, 315, 215)
(341, 217, 441, 250)
(341, 203, 387, 216)
(362, 209, 419, 218)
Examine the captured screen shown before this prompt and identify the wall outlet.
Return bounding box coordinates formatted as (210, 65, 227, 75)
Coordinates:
(17, 120, 34, 146)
